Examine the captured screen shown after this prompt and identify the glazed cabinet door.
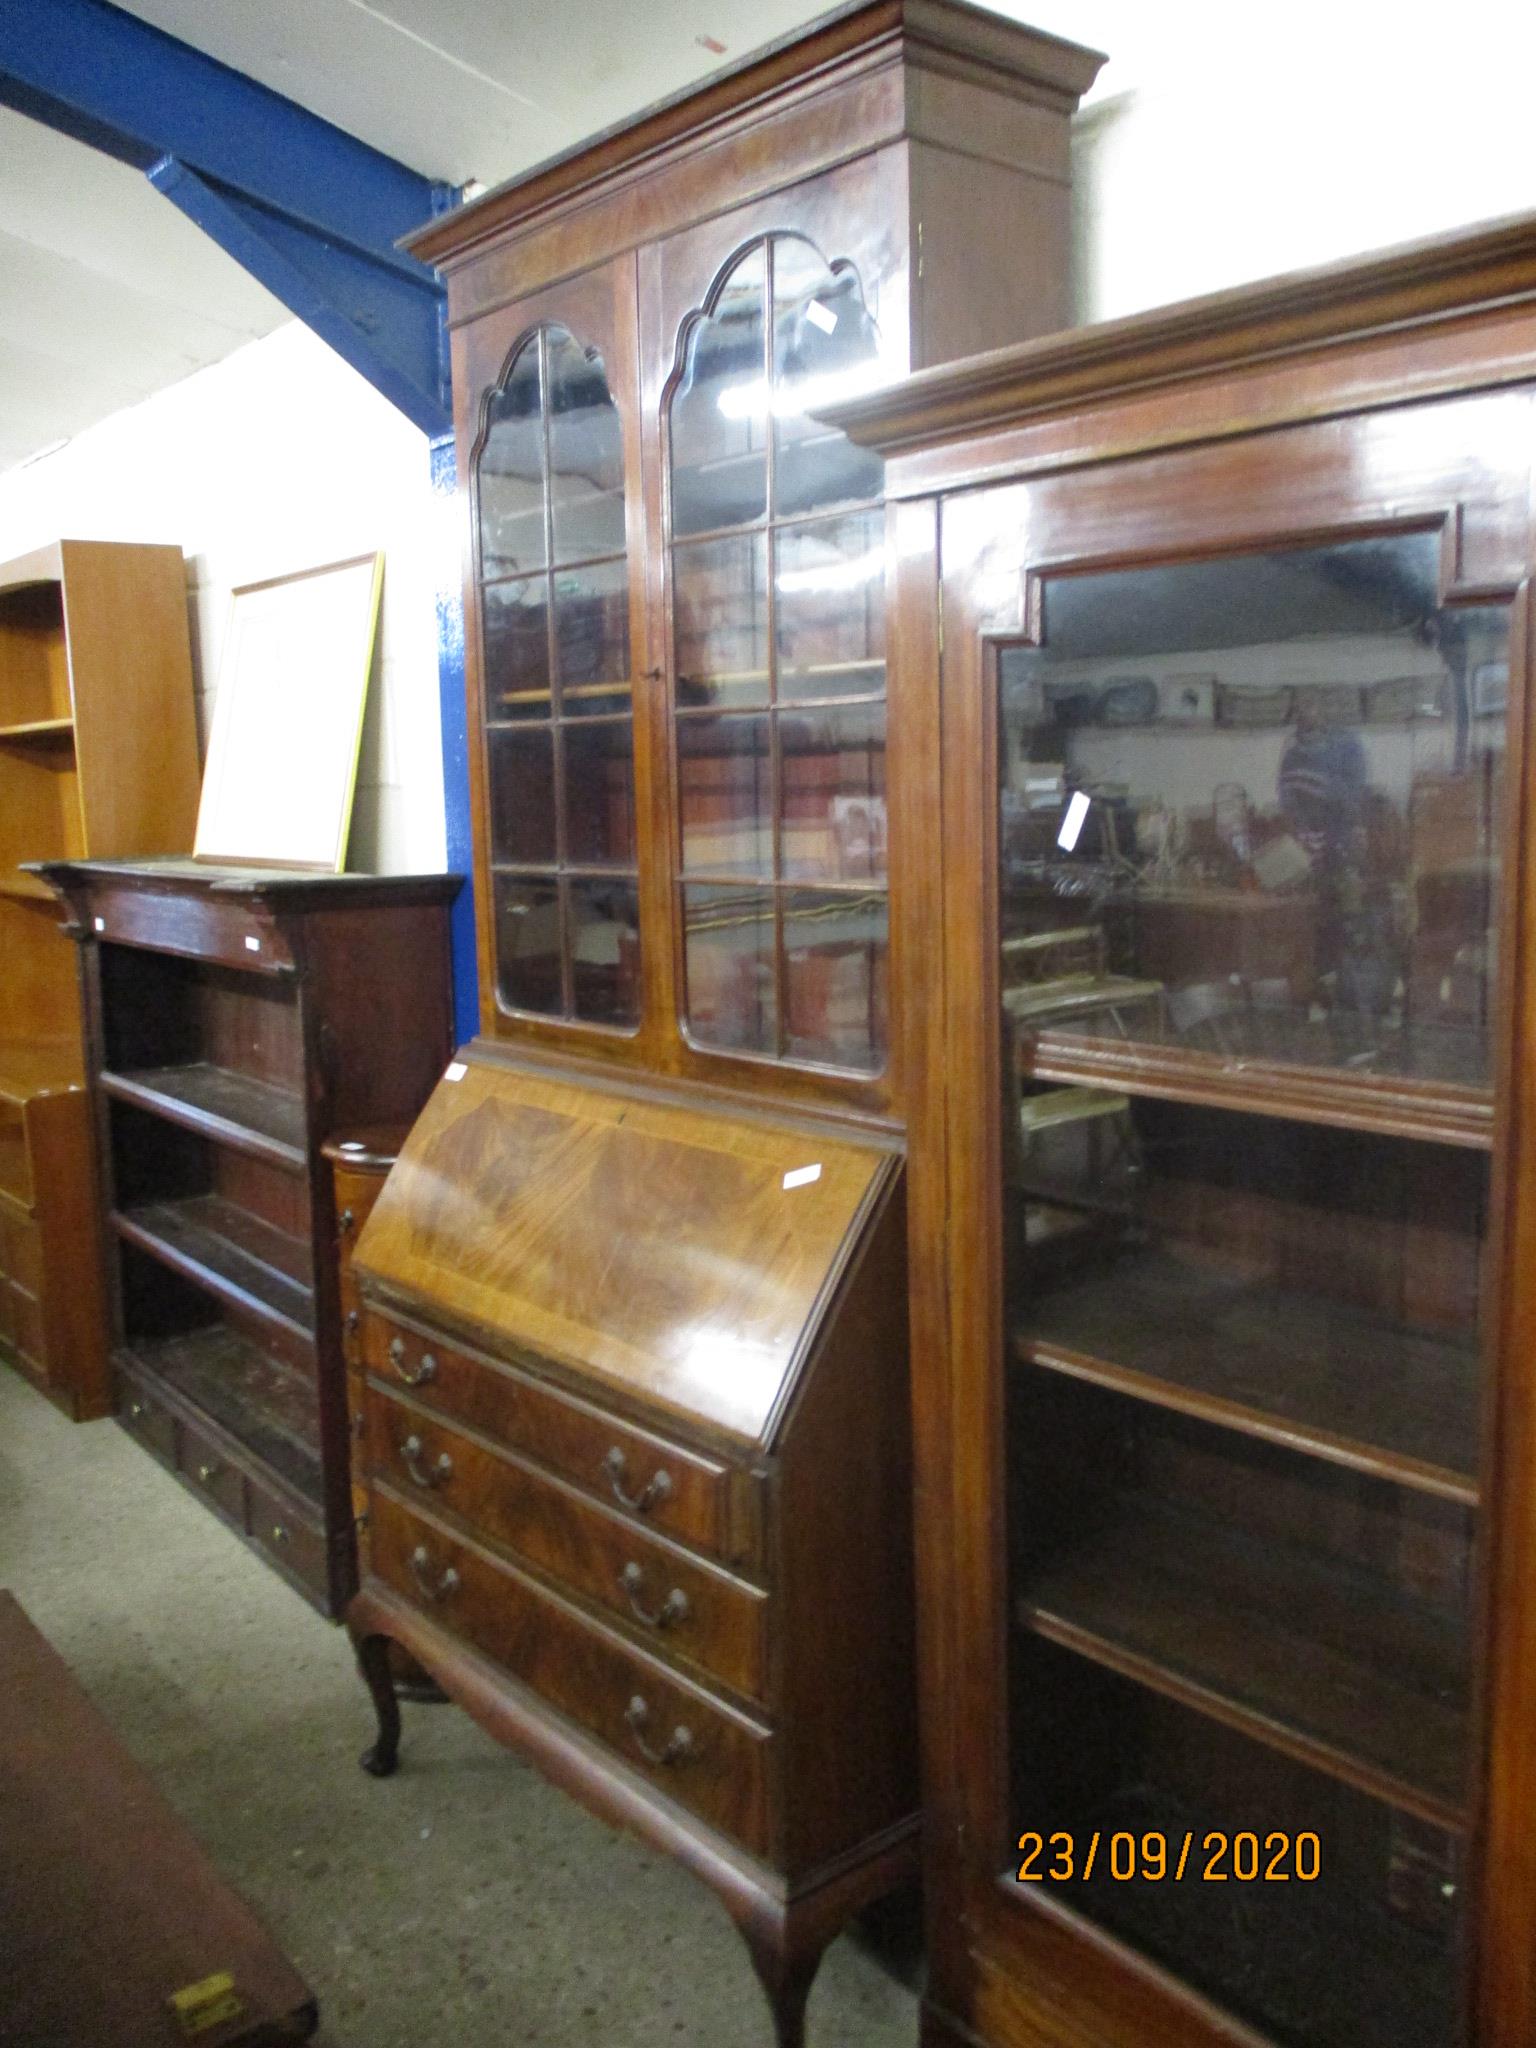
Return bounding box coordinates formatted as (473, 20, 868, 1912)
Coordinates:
(927, 386, 1536, 2048)
(453, 259, 658, 1059)
(638, 151, 911, 1108)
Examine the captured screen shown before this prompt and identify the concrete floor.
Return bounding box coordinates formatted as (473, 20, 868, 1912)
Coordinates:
(0, 1366, 921, 2046)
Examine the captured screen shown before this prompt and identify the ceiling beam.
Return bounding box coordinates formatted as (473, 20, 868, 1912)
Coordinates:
(0, 0, 457, 436)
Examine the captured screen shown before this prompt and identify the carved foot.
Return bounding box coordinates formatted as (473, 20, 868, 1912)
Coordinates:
(744, 1930, 822, 2048)
(354, 1631, 401, 1777)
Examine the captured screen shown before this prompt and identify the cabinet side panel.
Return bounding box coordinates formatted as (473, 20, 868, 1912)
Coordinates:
(773, 1165, 917, 1874)
(907, 140, 1073, 370)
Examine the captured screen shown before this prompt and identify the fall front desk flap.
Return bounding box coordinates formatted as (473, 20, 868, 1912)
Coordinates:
(352, 1053, 899, 1448)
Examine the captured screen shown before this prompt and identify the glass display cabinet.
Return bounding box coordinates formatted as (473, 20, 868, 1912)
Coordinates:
(826, 216, 1536, 2048)
(349, 8, 1105, 2045)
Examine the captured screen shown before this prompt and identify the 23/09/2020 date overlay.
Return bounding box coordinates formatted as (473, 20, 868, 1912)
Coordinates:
(1016, 1831, 1321, 1885)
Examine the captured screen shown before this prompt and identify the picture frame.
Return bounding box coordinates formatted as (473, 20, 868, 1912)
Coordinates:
(194, 552, 384, 871)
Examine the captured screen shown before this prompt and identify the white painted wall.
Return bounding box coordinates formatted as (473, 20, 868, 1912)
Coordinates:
(1030, 0, 1536, 324)
(0, 321, 449, 874)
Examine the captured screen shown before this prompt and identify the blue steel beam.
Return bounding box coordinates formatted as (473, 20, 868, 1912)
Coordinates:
(0, 0, 455, 435)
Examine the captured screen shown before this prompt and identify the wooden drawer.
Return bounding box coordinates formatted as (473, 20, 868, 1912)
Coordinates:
(1, 1212, 43, 1296)
(177, 1415, 247, 1527)
(369, 1489, 773, 1853)
(365, 1387, 770, 1703)
(334, 1169, 388, 1264)
(118, 1371, 178, 1464)
(361, 1311, 759, 1566)
(246, 1479, 330, 1603)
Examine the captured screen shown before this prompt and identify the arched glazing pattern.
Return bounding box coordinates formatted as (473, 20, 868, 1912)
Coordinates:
(668, 235, 889, 1074)
(475, 325, 639, 1029)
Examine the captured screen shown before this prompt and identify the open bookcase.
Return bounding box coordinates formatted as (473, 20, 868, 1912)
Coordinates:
(36, 862, 459, 1613)
(0, 542, 198, 1418)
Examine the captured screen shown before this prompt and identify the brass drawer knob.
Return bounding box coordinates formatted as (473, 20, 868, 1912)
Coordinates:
(409, 1544, 460, 1603)
(624, 1694, 695, 1768)
(618, 1562, 689, 1630)
(271, 1523, 290, 1545)
(387, 1335, 437, 1387)
(339, 1208, 356, 1234)
(604, 1447, 673, 1515)
(127, 1400, 146, 1419)
(195, 1461, 221, 1486)
(345, 1309, 360, 1335)
(399, 1434, 453, 1490)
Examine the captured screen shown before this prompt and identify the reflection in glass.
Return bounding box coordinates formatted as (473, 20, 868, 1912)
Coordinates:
(478, 342, 547, 577)
(494, 874, 562, 1016)
(671, 245, 768, 539)
(779, 703, 886, 882)
(999, 534, 1507, 1088)
(783, 889, 888, 1071)
(667, 235, 889, 1077)
(569, 877, 641, 1028)
(476, 320, 641, 1031)
(547, 329, 627, 563)
(775, 509, 886, 701)
(482, 574, 551, 713)
(487, 727, 557, 866)
(554, 556, 629, 704)
(564, 721, 636, 868)
(683, 884, 776, 1054)
(773, 245, 884, 519)
(673, 533, 770, 708)
(677, 712, 773, 877)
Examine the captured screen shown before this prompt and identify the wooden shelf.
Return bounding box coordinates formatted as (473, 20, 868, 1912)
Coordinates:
(114, 1196, 314, 1346)
(1021, 1026, 1493, 1150)
(122, 1325, 321, 1503)
(1018, 1502, 1469, 1829)
(1014, 1246, 1481, 1504)
(102, 1064, 307, 1172)
(1018, 1793, 1459, 2048)
(0, 716, 73, 745)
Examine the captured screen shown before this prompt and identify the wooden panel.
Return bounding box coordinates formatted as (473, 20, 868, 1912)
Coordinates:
(369, 1487, 774, 1853)
(0, 1590, 316, 2048)
(58, 540, 199, 861)
(359, 1308, 751, 1564)
(364, 1384, 770, 1701)
(355, 1054, 894, 1445)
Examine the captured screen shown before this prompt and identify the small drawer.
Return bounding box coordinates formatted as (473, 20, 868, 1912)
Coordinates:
(366, 1389, 770, 1702)
(362, 1312, 758, 1565)
(118, 1373, 178, 1465)
(178, 1417, 247, 1526)
(1, 1212, 43, 1294)
(334, 1168, 388, 1260)
(247, 1481, 330, 1603)
(369, 1491, 772, 1854)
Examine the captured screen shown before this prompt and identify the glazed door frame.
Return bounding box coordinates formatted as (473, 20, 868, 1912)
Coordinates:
(922, 382, 1536, 2047)
(451, 255, 664, 1068)
(637, 145, 913, 1117)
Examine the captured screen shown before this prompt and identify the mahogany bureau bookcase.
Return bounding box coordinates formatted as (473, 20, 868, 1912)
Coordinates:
(0, 540, 198, 1420)
(825, 214, 1536, 2048)
(342, 4, 1104, 2042)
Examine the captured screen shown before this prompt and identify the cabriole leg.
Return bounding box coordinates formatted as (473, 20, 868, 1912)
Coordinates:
(743, 1928, 824, 2048)
(355, 1631, 401, 1777)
